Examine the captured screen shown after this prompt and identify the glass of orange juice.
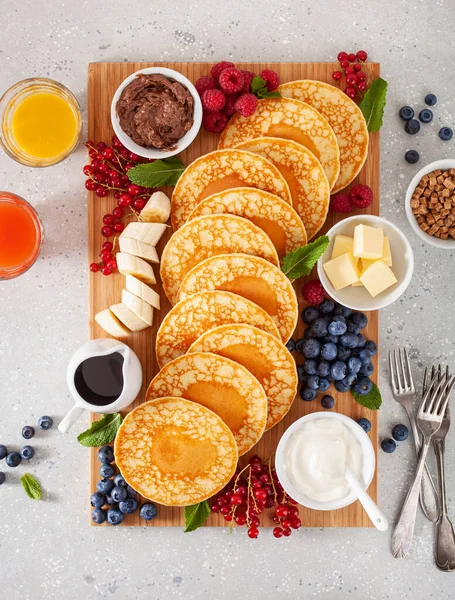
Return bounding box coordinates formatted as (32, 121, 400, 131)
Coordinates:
(0, 192, 43, 279)
(0, 78, 81, 167)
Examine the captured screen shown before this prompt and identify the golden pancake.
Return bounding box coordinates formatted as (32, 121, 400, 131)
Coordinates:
(146, 353, 267, 455)
(160, 214, 279, 304)
(188, 324, 297, 430)
(279, 80, 369, 193)
(156, 290, 280, 368)
(218, 98, 340, 190)
(235, 137, 330, 240)
(171, 148, 291, 229)
(187, 187, 306, 259)
(114, 397, 237, 506)
(177, 254, 298, 343)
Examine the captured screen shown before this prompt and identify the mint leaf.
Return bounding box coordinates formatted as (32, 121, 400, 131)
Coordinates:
(77, 413, 123, 447)
(281, 236, 330, 280)
(359, 77, 388, 132)
(250, 76, 281, 100)
(184, 500, 211, 532)
(352, 382, 382, 410)
(21, 473, 42, 500)
(127, 157, 185, 188)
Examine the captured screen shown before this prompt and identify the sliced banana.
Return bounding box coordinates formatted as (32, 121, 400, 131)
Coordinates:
(94, 308, 131, 338)
(120, 222, 168, 247)
(110, 302, 150, 332)
(125, 275, 160, 310)
(116, 252, 156, 285)
(140, 191, 171, 223)
(121, 289, 154, 326)
(119, 237, 159, 264)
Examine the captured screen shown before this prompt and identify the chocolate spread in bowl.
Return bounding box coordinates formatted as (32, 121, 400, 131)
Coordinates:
(116, 74, 194, 150)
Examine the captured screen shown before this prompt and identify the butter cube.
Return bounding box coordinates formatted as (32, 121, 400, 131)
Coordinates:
(360, 258, 376, 272)
(353, 225, 384, 259)
(360, 261, 397, 297)
(382, 236, 392, 266)
(331, 235, 354, 259)
(323, 252, 360, 291)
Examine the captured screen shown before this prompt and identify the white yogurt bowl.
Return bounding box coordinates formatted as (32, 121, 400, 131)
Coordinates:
(275, 412, 375, 511)
(111, 67, 202, 160)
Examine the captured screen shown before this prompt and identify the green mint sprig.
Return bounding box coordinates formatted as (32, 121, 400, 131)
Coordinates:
(21, 473, 42, 500)
(184, 500, 211, 532)
(251, 76, 281, 99)
(359, 77, 388, 132)
(281, 236, 330, 280)
(352, 382, 382, 410)
(77, 413, 123, 447)
(127, 157, 185, 188)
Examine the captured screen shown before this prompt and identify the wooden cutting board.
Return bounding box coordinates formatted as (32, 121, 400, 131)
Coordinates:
(88, 61, 380, 528)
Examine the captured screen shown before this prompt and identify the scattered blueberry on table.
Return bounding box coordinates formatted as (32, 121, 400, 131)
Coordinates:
(399, 106, 414, 121)
(38, 415, 53, 430)
(0, 445, 7, 460)
(21, 445, 35, 460)
(381, 438, 397, 453)
(439, 127, 453, 141)
(321, 394, 335, 409)
(6, 451, 22, 467)
(0, 472, 6, 485)
(405, 149, 420, 165)
(424, 93, 437, 106)
(392, 424, 409, 441)
(418, 109, 433, 123)
(22, 426, 35, 440)
(404, 119, 420, 135)
(357, 418, 371, 433)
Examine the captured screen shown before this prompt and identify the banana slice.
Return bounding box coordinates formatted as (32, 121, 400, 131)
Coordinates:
(140, 191, 171, 223)
(94, 308, 131, 338)
(110, 302, 150, 332)
(116, 252, 156, 285)
(119, 238, 159, 264)
(121, 289, 154, 326)
(120, 222, 168, 247)
(125, 275, 160, 310)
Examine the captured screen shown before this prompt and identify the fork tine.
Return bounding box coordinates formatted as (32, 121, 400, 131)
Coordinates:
(403, 347, 414, 391)
(425, 369, 448, 413)
(389, 350, 398, 393)
(394, 349, 404, 393)
(420, 368, 444, 412)
(434, 375, 455, 416)
(423, 366, 429, 396)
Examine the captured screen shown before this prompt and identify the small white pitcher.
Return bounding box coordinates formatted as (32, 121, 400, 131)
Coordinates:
(59, 338, 142, 433)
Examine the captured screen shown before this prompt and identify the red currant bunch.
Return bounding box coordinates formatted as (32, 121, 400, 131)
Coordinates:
(332, 50, 369, 100)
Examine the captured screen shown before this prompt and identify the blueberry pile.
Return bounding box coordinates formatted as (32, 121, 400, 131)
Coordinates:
(91, 445, 158, 525)
(381, 423, 409, 453)
(289, 299, 376, 402)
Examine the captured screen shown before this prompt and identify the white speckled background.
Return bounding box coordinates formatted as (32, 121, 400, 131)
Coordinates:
(1, 0, 455, 598)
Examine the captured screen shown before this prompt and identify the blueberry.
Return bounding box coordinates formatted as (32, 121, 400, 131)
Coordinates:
(105, 494, 117, 506)
(38, 416, 53, 430)
(140, 502, 158, 521)
(321, 342, 338, 361)
(0, 445, 7, 460)
(0, 472, 5, 485)
(310, 318, 328, 338)
(425, 93, 437, 106)
(97, 478, 115, 495)
(324, 334, 339, 344)
(337, 346, 351, 361)
(22, 426, 35, 440)
(97, 445, 114, 464)
(343, 373, 357, 386)
(346, 321, 361, 335)
(119, 498, 139, 514)
(392, 424, 409, 442)
(399, 106, 414, 121)
(114, 474, 127, 488)
(6, 452, 21, 467)
(333, 304, 352, 317)
(328, 320, 347, 336)
(334, 379, 351, 393)
(348, 357, 362, 374)
(359, 362, 374, 377)
(359, 349, 372, 365)
(356, 334, 366, 348)
(418, 109, 433, 123)
(364, 340, 377, 356)
(439, 127, 453, 141)
(340, 333, 358, 349)
(319, 299, 335, 314)
(405, 150, 420, 164)
(350, 348, 361, 358)
(285, 339, 296, 353)
(352, 376, 373, 396)
(357, 418, 372, 433)
(126, 485, 137, 499)
(301, 339, 321, 359)
(318, 378, 330, 392)
(111, 485, 128, 503)
(300, 387, 317, 401)
(303, 359, 317, 375)
(381, 439, 397, 453)
(295, 337, 305, 354)
(321, 394, 335, 409)
(90, 492, 106, 508)
(107, 508, 125, 526)
(301, 307, 319, 324)
(350, 312, 368, 329)
(304, 328, 314, 339)
(404, 119, 420, 135)
(92, 508, 107, 524)
(21, 445, 35, 460)
(306, 375, 320, 390)
(317, 360, 331, 378)
(100, 464, 115, 479)
(331, 361, 347, 381)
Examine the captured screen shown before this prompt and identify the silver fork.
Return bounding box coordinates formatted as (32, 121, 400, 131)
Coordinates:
(392, 368, 455, 558)
(388, 347, 439, 522)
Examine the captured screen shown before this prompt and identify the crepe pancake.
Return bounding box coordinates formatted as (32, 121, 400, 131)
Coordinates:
(235, 137, 330, 240)
(187, 187, 306, 259)
(156, 290, 280, 368)
(279, 80, 369, 193)
(146, 352, 267, 455)
(160, 214, 279, 304)
(188, 324, 297, 430)
(171, 148, 291, 229)
(218, 98, 340, 190)
(114, 397, 237, 506)
(177, 253, 298, 343)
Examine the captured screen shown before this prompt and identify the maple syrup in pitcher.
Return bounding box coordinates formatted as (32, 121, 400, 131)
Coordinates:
(74, 352, 124, 406)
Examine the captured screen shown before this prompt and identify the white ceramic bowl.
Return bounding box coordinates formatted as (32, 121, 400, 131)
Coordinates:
(317, 215, 414, 312)
(275, 412, 376, 511)
(111, 67, 202, 159)
(405, 158, 455, 249)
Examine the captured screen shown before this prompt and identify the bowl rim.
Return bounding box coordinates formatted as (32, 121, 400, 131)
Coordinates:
(317, 214, 414, 311)
(404, 158, 455, 249)
(110, 67, 202, 159)
(275, 411, 376, 511)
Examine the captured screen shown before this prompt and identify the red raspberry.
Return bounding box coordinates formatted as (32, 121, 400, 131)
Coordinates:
(241, 70, 256, 93)
(202, 111, 228, 133)
(302, 280, 326, 305)
(260, 69, 280, 91)
(201, 89, 226, 112)
(349, 184, 373, 209)
(195, 75, 218, 95)
(219, 67, 244, 94)
(224, 94, 239, 117)
(210, 61, 235, 81)
(234, 93, 258, 117)
(330, 193, 353, 213)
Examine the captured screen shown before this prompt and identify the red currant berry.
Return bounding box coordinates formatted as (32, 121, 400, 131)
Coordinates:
(357, 81, 367, 92)
(272, 515, 280, 524)
(254, 489, 267, 500)
(89, 149, 98, 159)
(337, 51, 348, 62)
(85, 140, 95, 148)
(259, 473, 270, 484)
(128, 152, 139, 161)
(113, 223, 124, 233)
(101, 266, 112, 276)
(273, 527, 283, 538)
(288, 497, 298, 505)
(252, 480, 262, 489)
(114, 192, 121, 200)
(340, 60, 349, 69)
(119, 193, 133, 207)
(101, 226, 113, 237)
(220, 505, 230, 515)
(124, 162, 136, 172)
(235, 485, 247, 497)
(287, 505, 299, 516)
(247, 527, 259, 539)
(356, 71, 366, 81)
(83, 164, 94, 176)
(275, 505, 288, 518)
(282, 527, 292, 537)
(332, 71, 342, 81)
(96, 141, 106, 152)
(211, 504, 220, 513)
(265, 498, 275, 509)
(346, 74, 357, 86)
(112, 207, 123, 219)
(353, 63, 362, 72)
(133, 198, 146, 211)
(95, 186, 107, 198)
(225, 490, 234, 499)
(102, 241, 113, 251)
(248, 515, 260, 527)
(345, 66, 355, 75)
(128, 184, 142, 196)
(112, 135, 123, 149)
(290, 518, 301, 529)
(98, 163, 110, 174)
(100, 250, 113, 262)
(234, 514, 247, 526)
(224, 514, 233, 522)
(251, 462, 263, 474)
(345, 86, 356, 99)
(282, 518, 292, 528)
(102, 147, 114, 160)
(230, 494, 243, 506)
(85, 179, 97, 191)
(89, 262, 99, 272)
(356, 50, 367, 62)
(347, 53, 356, 62)
(102, 214, 114, 225)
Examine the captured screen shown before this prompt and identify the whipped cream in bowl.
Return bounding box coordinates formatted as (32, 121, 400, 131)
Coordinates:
(275, 412, 375, 511)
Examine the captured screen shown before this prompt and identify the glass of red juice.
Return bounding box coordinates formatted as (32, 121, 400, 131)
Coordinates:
(0, 192, 42, 279)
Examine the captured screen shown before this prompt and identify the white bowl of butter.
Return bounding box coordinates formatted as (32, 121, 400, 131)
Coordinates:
(275, 412, 375, 511)
(317, 215, 414, 312)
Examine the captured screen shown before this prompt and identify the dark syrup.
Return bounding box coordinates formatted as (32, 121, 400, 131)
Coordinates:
(74, 352, 124, 406)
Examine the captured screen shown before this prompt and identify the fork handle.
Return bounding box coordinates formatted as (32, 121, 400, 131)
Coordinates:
(434, 439, 455, 571)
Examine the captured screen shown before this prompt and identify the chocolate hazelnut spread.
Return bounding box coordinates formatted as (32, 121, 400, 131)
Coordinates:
(116, 74, 194, 150)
